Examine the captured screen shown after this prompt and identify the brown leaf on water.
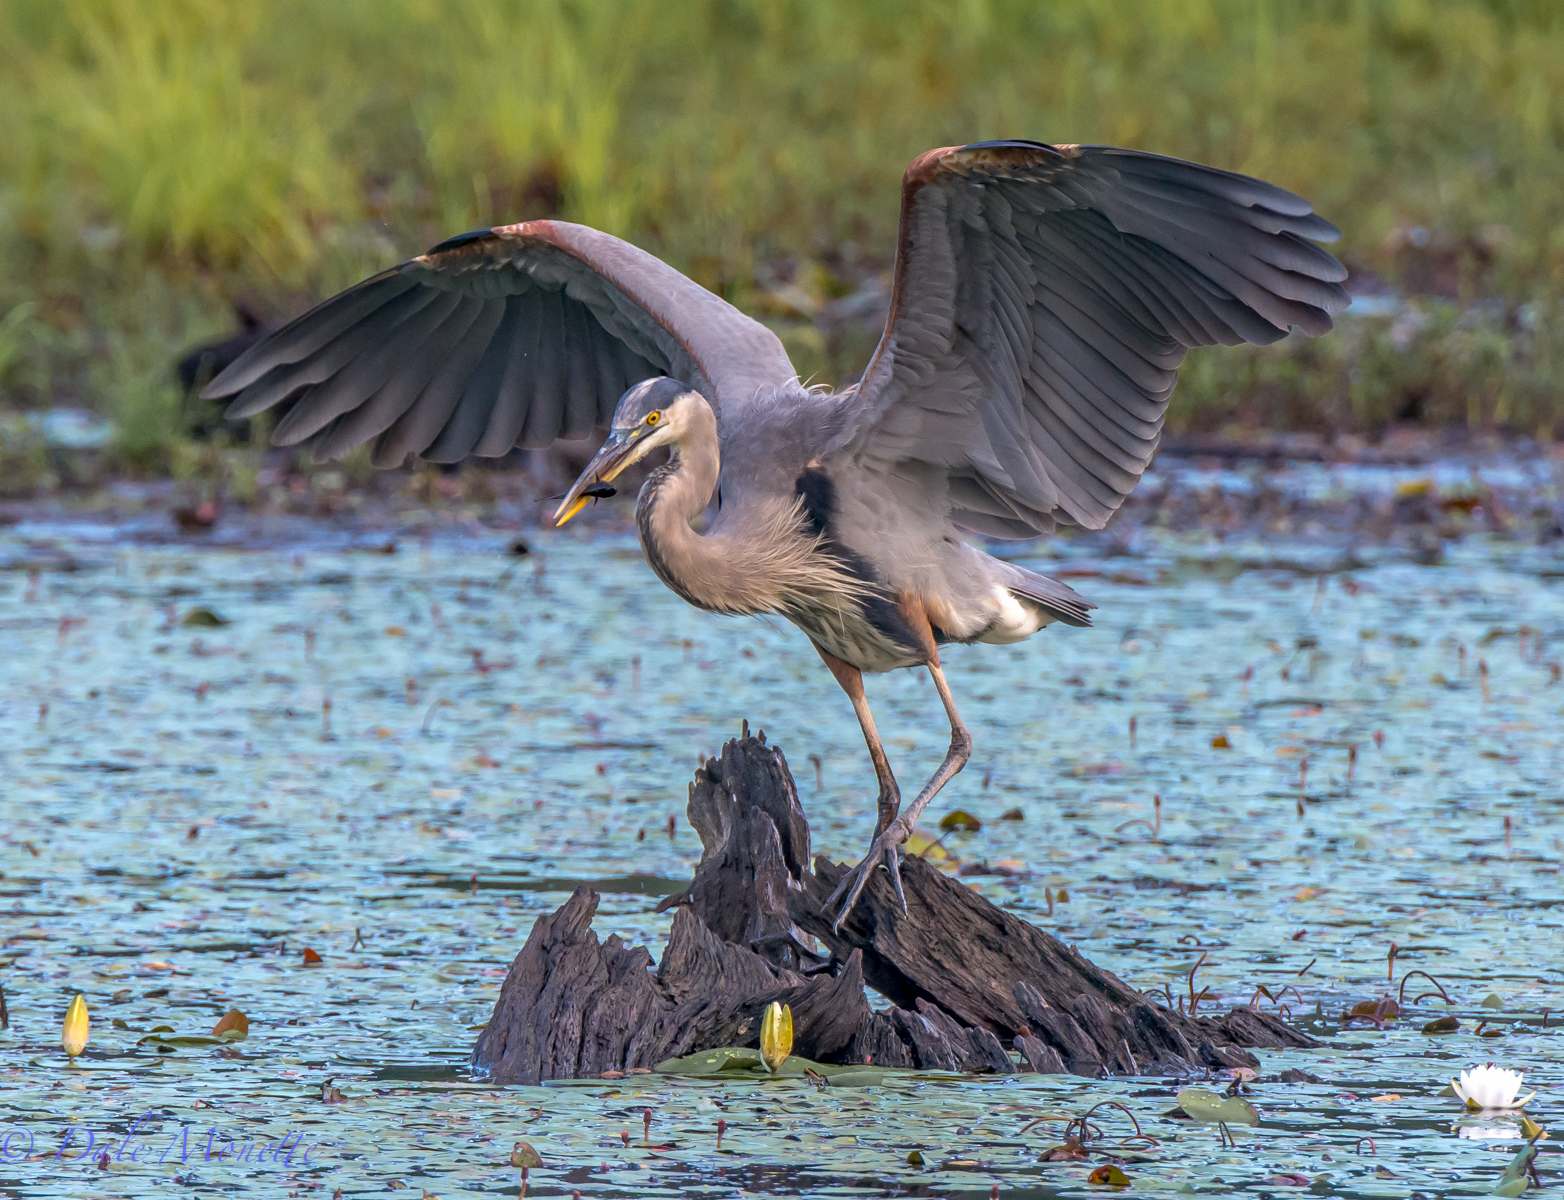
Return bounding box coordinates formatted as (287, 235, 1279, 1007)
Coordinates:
(1211, 734, 1231, 749)
(999, 807, 1024, 820)
(1264, 1173, 1313, 1187)
(1088, 1164, 1130, 1187)
(211, 1009, 249, 1038)
(1422, 1015, 1460, 1034)
(302, 948, 323, 965)
(939, 809, 982, 832)
(1041, 1138, 1089, 1162)
(1345, 997, 1399, 1021)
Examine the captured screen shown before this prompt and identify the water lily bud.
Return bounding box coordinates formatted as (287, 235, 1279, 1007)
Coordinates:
(62, 994, 89, 1058)
(760, 1001, 793, 1073)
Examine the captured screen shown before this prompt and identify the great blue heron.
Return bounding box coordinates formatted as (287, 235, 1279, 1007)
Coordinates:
(203, 140, 1347, 924)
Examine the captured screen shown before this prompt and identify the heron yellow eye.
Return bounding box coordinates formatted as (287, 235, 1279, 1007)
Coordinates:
(646, 412, 660, 425)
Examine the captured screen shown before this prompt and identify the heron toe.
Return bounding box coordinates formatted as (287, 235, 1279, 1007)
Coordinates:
(826, 819, 913, 930)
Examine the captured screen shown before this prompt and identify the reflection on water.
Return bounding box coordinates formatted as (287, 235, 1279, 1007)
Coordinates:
(1, 512, 1561, 1196)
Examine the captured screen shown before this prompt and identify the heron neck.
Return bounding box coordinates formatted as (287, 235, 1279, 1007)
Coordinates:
(635, 408, 726, 613)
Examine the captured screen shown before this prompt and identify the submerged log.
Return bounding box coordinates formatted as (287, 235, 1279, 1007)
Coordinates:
(473, 728, 1316, 1084)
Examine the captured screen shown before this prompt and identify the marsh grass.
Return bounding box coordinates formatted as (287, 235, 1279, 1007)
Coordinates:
(1, 0, 1562, 482)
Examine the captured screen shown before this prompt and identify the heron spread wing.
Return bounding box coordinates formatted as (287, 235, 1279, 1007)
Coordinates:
(831, 141, 1350, 536)
(201, 221, 796, 466)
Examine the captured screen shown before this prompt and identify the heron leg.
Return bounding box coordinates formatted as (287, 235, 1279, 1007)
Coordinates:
(826, 602, 973, 929)
(890, 658, 973, 836)
(812, 645, 901, 836)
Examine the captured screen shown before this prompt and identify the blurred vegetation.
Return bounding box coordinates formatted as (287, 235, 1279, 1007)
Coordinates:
(1, 0, 1562, 493)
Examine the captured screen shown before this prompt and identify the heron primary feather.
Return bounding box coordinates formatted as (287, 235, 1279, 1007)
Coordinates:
(203, 138, 1347, 926)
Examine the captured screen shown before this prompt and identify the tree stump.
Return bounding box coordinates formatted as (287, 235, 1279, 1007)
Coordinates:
(472, 728, 1315, 1085)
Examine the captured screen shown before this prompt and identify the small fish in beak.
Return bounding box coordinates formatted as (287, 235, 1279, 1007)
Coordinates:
(554, 429, 644, 526)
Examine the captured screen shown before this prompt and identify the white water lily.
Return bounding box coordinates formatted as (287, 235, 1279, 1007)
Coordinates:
(1451, 1065, 1535, 1110)
(1457, 1125, 1522, 1140)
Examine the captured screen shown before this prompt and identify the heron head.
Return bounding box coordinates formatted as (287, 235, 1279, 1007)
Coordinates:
(553, 377, 705, 525)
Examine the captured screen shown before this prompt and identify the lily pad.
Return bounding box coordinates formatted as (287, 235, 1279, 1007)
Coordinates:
(825, 1069, 884, 1087)
(1499, 1143, 1537, 1185)
(211, 1009, 249, 1038)
(1481, 993, 1505, 1009)
(939, 809, 982, 832)
(654, 1048, 879, 1081)
(180, 607, 229, 628)
(510, 1141, 543, 1169)
(136, 1030, 246, 1049)
(1423, 1015, 1461, 1034)
(1176, 1087, 1260, 1126)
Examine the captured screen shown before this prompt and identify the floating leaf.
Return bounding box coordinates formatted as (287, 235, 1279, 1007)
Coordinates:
(137, 1033, 225, 1048)
(1423, 1016, 1461, 1034)
(904, 831, 950, 861)
(654, 1047, 876, 1081)
(826, 1069, 883, 1088)
(999, 807, 1024, 821)
(180, 607, 229, 628)
(302, 948, 323, 965)
(1211, 734, 1231, 749)
(1347, 998, 1400, 1020)
(760, 1001, 793, 1073)
(1492, 1179, 1528, 1197)
(1519, 1116, 1546, 1141)
(1482, 993, 1505, 1010)
(62, 994, 88, 1058)
(905, 1150, 925, 1167)
(211, 1009, 249, 1038)
(1042, 1140, 1090, 1162)
(510, 1141, 542, 1169)
(1176, 1088, 1260, 1126)
(1495, 1145, 1532, 1182)
(656, 1047, 765, 1077)
(939, 809, 982, 833)
(1089, 1165, 1131, 1187)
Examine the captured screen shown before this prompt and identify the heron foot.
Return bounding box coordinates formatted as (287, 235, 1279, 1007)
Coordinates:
(824, 817, 912, 931)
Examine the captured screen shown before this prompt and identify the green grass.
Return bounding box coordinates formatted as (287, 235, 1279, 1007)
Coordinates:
(2, 0, 1563, 486)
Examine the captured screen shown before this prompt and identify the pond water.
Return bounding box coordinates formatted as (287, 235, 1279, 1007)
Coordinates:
(1, 490, 1562, 1198)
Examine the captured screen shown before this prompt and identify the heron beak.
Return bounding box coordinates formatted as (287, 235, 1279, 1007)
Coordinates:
(553, 430, 641, 526)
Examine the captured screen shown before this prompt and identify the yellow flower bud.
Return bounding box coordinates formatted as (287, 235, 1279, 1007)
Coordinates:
(62, 994, 89, 1059)
(760, 1001, 793, 1073)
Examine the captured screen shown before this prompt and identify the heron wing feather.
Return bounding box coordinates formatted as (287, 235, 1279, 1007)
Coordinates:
(833, 141, 1348, 533)
(201, 221, 797, 464)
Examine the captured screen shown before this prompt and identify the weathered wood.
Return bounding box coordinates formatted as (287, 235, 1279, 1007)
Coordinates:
(472, 886, 668, 1085)
(474, 730, 1317, 1084)
(793, 850, 1316, 1076)
(673, 725, 819, 973)
(1016, 1034, 1068, 1075)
